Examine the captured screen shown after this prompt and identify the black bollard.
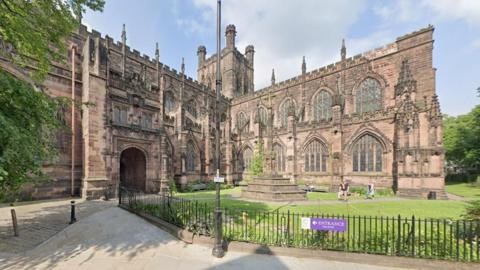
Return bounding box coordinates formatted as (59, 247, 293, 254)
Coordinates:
(11, 208, 18, 237)
(69, 201, 77, 224)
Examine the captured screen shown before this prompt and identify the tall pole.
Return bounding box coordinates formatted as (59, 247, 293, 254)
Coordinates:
(70, 45, 76, 197)
(212, 0, 225, 258)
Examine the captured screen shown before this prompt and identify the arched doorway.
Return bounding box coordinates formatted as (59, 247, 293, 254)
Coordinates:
(120, 147, 146, 191)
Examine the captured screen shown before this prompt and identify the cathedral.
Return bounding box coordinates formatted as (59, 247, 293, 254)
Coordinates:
(1, 23, 445, 199)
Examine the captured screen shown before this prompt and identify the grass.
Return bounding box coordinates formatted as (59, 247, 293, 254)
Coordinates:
(174, 187, 468, 219)
(445, 182, 480, 200)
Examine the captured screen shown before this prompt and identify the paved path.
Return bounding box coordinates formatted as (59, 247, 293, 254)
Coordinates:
(0, 199, 116, 253)
(0, 207, 408, 270)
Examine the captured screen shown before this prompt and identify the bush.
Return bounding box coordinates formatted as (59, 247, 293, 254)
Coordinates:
(168, 179, 177, 196)
(463, 200, 480, 220)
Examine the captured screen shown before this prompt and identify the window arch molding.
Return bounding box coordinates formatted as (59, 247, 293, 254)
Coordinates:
(302, 137, 329, 173)
(164, 90, 176, 114)
(345, 128, 391, 155)
(237, 145, 253, 172)
(353, 75, 386, 114)
(185, 139, 199, 172)
(311, 88, 334, 121)
(278, 97, 297, 127)
(256, 105, 268, 127)
(236, 111, 249, 133)
(350, 133, 385, 172)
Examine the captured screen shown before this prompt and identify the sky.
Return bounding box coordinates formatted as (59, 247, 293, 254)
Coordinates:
(83, 0, 480, 116)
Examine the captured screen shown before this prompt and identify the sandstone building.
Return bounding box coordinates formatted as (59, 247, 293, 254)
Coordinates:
(0, 24, 445, 199)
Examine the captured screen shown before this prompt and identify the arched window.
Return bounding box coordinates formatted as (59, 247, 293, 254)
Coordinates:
(186, 141, 196, 172)
(356, 78, 383, 114)
(313, 90, 332, 121)
(164, 91, 175, 113)
(242, 147, 253, 171)
(273, 143, 286, 172)
(186, 100, 197, 118)
(257, 106, 268, 126)
(279, 98, 295, 127)
(352, 134, 383, 172)
(304, 139, 328, 172)
(236, 112, 248, 133)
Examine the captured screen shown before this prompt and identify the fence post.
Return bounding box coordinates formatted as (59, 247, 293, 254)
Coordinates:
(411, 215, 415, 257)
(397, 215, 401, 256)
(11, 208, 18, 237)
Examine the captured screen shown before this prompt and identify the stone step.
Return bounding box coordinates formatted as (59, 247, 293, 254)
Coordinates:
(244, 184, 304, 193)
(398, 189, 448, 200)
(250, 179, 292, 185)
(242, 190, 307, 201)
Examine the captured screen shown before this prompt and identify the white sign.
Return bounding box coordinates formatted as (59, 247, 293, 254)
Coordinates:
(214, 176, 225, 183)
(301, 217, 311, 229)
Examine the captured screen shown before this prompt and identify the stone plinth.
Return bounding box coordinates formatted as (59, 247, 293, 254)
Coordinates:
(241, 175, 306, 201)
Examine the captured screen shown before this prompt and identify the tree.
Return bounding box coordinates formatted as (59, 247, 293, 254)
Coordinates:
(443, 105, 480, 173)
(0, 0, 105, 80)
(249, 141, 264, 176)
(0, 0, 104, 200)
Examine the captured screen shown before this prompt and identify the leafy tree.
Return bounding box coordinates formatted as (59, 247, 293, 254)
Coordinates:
(0, 0, 105, 80)
(0, 0, 104, 200)
(249, 141, 264, 176)
(443, 105, 480, 172)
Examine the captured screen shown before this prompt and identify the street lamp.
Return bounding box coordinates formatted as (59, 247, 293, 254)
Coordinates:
(212, 0, 225, 258)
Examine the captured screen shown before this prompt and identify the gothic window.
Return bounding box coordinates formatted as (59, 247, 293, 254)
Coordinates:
(113, 106, 127, 124)
(257, 106, 268, 126)
(273, 143, 286, 172)
(242, 147, 253, 171)
(313, 90, 332, 121)
(164, 91, 175, 113)
(186, 100, 197, 118)
(356, 78, 383, 114)
(236, 112, 248, 133)
(279, 98, 295, 128)
(186, 141, 196, 172)
(352, 134, 383, 172)
(142, 112, 152, 129)
(304, 139, 328, 172)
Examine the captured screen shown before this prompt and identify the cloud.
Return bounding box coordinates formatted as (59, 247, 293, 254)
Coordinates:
(183, 0, 368, 89)
(422, 0, 480, 26)
(472, 38, 480, 49)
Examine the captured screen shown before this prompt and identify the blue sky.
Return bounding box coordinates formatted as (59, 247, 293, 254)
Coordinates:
(83, 0, 480, 116)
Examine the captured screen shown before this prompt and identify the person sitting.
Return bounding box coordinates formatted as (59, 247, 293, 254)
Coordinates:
(366, 183, 375, 199)
(337, 183, 344, 200)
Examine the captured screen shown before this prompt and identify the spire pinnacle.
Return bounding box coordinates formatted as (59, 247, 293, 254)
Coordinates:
(341, 38, 346, 61)
(121, 24, 126, 44)
(271, 68, 275, 85)
(181, 57, 185, 74)
(301, 56, 306, 75)
(155, 42, 159, 61)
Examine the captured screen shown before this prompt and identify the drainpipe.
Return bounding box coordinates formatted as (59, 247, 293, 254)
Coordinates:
(71, 44, 76, 196)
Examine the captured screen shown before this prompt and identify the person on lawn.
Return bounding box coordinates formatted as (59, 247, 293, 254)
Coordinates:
(366, 183, 375, 199)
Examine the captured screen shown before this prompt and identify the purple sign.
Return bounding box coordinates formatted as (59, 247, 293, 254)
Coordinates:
(302, 217, 347, 232)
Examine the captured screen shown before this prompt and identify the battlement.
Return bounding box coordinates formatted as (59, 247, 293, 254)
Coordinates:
(232, 25, 434, 104)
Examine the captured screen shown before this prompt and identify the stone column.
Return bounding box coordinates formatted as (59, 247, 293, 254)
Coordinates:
(287, 114, 296, 182)
(225, 108, 233, 185)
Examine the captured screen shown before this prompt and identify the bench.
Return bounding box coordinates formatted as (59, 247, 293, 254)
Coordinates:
(300, 185, 329, 192)
(191, 183, 207, 191)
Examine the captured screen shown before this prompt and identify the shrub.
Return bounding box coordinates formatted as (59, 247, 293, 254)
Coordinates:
(463, 200, 480, 220)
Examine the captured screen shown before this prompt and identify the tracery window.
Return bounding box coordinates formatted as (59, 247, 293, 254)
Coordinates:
(186, 141, 196, 172)
(352, 134, 383, 172)
(242, 147, 253, 171)
(356, 78, 383, 114)
(236, 112, 248, 133)
(164, 91, 175, 113)
(142, 112, 153, 129)
(257, 106, 268, 126)
(279, 98, 295, 128)
(273, 143, 286, 172)
(113, 106, 127, 124)
(186, 100, 197, 118)
(313, 90, 332, 121)
(304, 139, 328, 172)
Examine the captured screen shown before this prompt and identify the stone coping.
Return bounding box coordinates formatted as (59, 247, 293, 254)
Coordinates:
(118, 205, 478, 270)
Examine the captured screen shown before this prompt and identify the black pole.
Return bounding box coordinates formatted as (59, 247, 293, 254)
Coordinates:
(70, 201, 77, 224)
(212, 0, 224, 258)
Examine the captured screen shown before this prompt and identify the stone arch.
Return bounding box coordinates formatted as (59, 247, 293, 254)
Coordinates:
(277, 96, 297, 127)
(302, 137, 329, 173)
(352, 74, 387, 113)
(237, 143, 254, 173)
(301, 133, 330, 153)
(310, 88, 334, 121)
(345, 126, 392, 154)
(120, 147, 147, 191)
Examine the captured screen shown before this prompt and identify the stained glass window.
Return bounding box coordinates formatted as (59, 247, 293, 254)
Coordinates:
(236, 112, 248, 133)
(258, 106, 268, 126)
(352, 134, 383, 172)
(356, 78, 382, 114)
(304, 139, 328, 172)
(164, 91, 175, 113)
(186, 141, 196, 172)
(273, 143, 286, 172)
(186, 100, 197, 118)
(279, 99, 295, 128)
(313, 90, 332, 121)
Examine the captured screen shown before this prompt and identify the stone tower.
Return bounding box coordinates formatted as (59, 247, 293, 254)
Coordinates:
(197, 24, 254, 98)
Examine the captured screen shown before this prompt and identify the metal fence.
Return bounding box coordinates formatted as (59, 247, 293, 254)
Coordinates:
(119, 187, 480, 262)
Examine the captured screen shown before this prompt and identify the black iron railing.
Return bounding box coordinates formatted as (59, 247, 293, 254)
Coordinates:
(119, 187, 480, 262)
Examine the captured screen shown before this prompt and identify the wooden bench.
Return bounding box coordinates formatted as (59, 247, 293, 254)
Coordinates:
(191, 183, 207, 191)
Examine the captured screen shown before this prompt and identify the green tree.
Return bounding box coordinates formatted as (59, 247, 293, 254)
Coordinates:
(249, 141, 264, 176)
(0, 0, 104, 200)
(0, 0, 105, 80)
(443, 105, 480, 172)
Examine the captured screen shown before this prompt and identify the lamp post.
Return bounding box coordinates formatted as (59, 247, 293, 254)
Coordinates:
(212, 0, 225, 258)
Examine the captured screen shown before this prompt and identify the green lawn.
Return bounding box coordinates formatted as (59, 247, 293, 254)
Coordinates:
(445, 182, 480, 200)
(174, 187, 468, 219)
